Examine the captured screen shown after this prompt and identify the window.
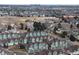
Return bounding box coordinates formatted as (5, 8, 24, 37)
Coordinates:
(30, 33, 33, 37)
(15, 34, 18, 38)
(53, 51, 57, 55)
(42, 43, 46, 49)
(37, 32, 40, 36)
(0, 34, 2, 39)
(36, 38, 39, 42)
(3, 34, 7, 39)
(41, 32, 45, 36)
(33, 32, 36, 37)
(46, 33, 48, 36)
(59, 41, 63, 48)
(8, 34, 11, 38)
(12, 34, 15, 38)
(18, 34, 21, 37)
(24, 39, 27, 44)
(39, 43, 43, 50)
(51, 43, 55, 49)
(55, 41, 58, 48)
(46, 44, 48, 50)
(34, 43, 38, 50)
(26, 34, 29, 37)
(32, 38, 35, 43)
(39, 38, 43, 42)
(14, 40, 18, 45)
(8, 40, 14, 46)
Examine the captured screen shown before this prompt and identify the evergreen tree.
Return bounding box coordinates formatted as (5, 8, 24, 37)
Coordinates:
(69, 35, 76, 41)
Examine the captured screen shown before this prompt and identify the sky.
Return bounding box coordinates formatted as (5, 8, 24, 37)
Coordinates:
(0, 0, 79, 5)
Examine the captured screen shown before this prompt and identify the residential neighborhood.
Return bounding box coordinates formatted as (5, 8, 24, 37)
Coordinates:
(0, 5, 79, 55)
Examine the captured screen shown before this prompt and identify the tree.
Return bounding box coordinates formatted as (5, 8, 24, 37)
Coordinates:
(41, 23, 46, 31)
(19, 44, 25, 49)
(48, 41, 52, 50)
(27, 28, 30, 32)
(7, 25, 12, 30)
(62, 16, 68, 22)
(3, 43, 8, 48)
(69, 35, 76, 41)
(53, 27, 58, 34)
(60, 31, 67, 38)
(33, 22, 37, 31)
(70, 24, 73, 29)
(19, 23, 24, 30)
(74, 16, 78, 20)
(63, 31, 67, 36)
(25, 25, 27, 30)
(33, 22, 46, 31)
(38, 22, 41, 31)
(58, 23, 62, 28)
(76, 23, 79, 28)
